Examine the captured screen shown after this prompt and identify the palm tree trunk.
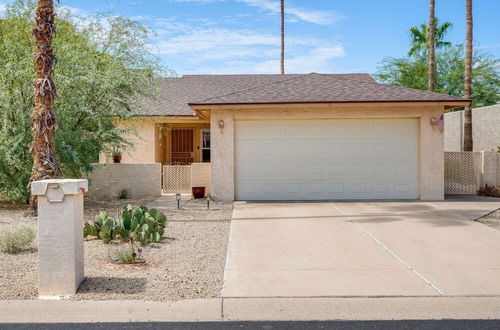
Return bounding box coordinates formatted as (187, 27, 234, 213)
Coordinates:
(29, 0, 60, 212)
(428, 0, 436, 91)
(463, 0, 473, 151)
(280, 0, 284, 74)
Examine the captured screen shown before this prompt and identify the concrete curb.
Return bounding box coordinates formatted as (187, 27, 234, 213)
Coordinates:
(0, 299, 223, 323)
(222, 297, 500, 321)
(1, 297, 500, 323)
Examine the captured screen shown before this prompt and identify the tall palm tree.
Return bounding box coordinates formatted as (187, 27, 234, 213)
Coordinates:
(428, 0, 436, 91)
(408, 18, 452, 57)
(29, 0, 60, 211)
(280, 0, 284, 74)
(463, 0, 473, 151)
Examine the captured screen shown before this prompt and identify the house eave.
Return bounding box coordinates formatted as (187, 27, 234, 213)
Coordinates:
(189, 100, 471, 111)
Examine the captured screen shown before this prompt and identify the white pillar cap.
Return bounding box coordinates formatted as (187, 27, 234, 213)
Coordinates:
(31, 179, 88, 196)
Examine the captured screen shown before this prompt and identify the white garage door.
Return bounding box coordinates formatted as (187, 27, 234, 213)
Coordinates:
(235, 119, 419, 200)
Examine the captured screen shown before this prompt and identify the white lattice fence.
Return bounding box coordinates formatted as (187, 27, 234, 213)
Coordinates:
(444, 152, 482, 194)
(162, 164, 192, 194)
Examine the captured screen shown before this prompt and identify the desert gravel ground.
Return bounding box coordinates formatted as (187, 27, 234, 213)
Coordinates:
(477, 208, 500, 231)
(0, 196, 232, 301)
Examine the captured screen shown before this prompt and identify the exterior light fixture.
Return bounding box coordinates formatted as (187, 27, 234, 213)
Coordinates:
(218, 120, 225, 133)
(175, 193, 181, 209)
(430, 115, 444, 132)
(206, 194, 211, 210)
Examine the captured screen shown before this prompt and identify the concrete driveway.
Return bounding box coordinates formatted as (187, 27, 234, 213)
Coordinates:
(222, 197, 500, 298)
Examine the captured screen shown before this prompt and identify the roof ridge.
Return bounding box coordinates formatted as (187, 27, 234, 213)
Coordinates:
(192, 73, 315, 103)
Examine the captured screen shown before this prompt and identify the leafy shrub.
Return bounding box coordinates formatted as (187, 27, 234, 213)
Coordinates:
(118, 189, 129, 200)
(84, 204, 167, 245)
(0, 224, 36, 254)
(478, 185, 500, 198)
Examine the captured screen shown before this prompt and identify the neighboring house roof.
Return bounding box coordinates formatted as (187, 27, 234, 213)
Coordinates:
(134, 73, 469, 116)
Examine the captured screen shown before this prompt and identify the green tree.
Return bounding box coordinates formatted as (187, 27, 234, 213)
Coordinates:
(408, 18, 452, 57)
(375, 45, 499, 108)
(0, 0, 166, 201)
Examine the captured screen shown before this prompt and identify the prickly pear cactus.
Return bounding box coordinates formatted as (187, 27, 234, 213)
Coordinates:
(84, 204, 167, 246)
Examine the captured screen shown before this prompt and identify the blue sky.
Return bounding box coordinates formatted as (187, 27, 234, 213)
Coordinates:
(1, 0, 499, 75)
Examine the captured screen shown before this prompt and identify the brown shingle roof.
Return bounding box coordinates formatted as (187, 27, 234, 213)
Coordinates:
(190, 73, 469, 106)
(133, 73, 376, 116)
(134, 73, 468, 116)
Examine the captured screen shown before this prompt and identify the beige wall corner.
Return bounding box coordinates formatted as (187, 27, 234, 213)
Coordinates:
(87, 163, 161, 198)
(31, 179, 88, 298)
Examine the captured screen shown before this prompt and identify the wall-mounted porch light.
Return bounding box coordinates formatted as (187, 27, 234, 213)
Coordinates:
(218, 120, 225, 133)
(430, 115, 444, 132)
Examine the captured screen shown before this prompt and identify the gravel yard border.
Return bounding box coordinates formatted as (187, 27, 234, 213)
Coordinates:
(0, 196, 232, 301)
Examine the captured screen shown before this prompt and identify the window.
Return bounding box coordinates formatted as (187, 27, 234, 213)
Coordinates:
(201, 129, 210, 162)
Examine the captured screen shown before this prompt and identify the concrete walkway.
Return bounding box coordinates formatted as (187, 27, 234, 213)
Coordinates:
(223, 198, 500, 298)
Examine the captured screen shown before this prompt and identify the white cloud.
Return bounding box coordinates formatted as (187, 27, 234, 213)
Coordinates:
(59, 6, 91, 17)
(170, 0, 224, 3)
(478, 43, 500, 50)
(237, 0, 342, 25)
(48, 1, 346, 74)
(0, 4, 6, 13)
(252, 44, 345, 73)
(152, 28, 279, 55)
(141, 8, 345, 73)
(170, 0, 342, 25)
(182, 44, 345, 74)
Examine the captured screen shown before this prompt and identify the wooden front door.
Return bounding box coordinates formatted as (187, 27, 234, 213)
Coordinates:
(171, 129, 194, 164)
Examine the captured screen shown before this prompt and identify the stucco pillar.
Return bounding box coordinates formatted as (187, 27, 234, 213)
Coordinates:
(420, 109, 445, 200)
(211, 109, 235, 200)
(31, 179, 88, 298)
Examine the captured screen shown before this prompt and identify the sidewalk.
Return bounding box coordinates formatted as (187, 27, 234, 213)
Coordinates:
(1, 297, 500, 322)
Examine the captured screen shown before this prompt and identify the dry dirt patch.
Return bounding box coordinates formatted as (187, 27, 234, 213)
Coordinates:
(0, 197, 231, 300)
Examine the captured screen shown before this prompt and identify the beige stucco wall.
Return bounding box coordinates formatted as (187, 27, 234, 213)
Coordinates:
(210, 103, 445, 201)
(482, 151, 500, 187)
(444, 104, 500, 152)
(87, 163, 161, 198)
(99, 119, 157, 164)
(191, 162, 212, 194)
(99, 118, 211, 164)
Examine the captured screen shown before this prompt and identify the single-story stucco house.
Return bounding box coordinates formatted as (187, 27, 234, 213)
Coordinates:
(98, 73, 470, 201)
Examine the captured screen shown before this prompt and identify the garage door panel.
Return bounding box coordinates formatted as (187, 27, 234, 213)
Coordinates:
(235, 119, 419, 200)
